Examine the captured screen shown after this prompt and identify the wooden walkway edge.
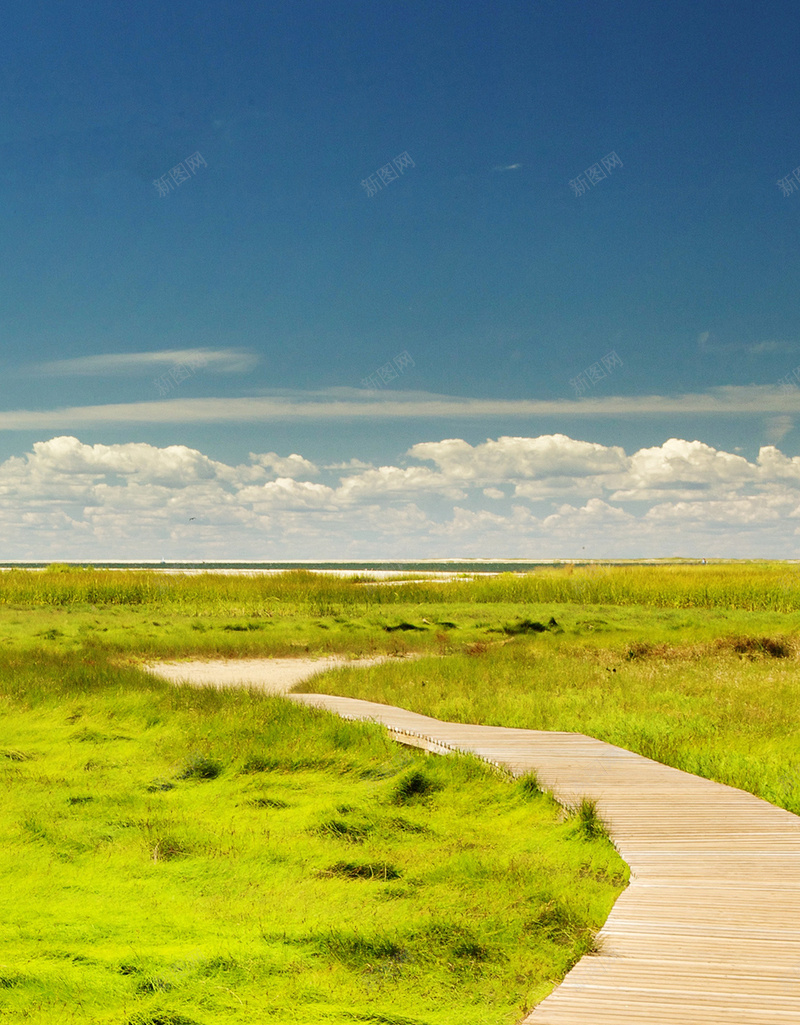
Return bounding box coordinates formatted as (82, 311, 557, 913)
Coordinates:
(290, 692, 800, 1024)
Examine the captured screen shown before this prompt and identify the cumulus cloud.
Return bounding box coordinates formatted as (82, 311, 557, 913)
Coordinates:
(411, 435, 628, 482)
(323, 458, 373, 471)
(249, 452, 319, 477)
(336, 465, 466, 502)
(3, 433, 800, 559)
(17, 436, 232, 486)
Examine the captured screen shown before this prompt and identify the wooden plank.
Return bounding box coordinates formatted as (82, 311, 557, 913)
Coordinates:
(290, 693, 800, 1024)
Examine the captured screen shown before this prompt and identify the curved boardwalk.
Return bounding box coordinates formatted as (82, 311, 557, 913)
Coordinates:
(291, 693, 800, 1025)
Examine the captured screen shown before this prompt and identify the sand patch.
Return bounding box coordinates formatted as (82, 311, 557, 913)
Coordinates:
(144, 655, 405, 695)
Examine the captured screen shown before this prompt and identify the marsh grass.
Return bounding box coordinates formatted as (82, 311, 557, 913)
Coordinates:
(4, 564, 800, 1020)
(390, 769, 443, 804)
(569, 798, 611, 843)
(0, 649, 625, 1025)
(308, 625, 800, 815)
(2, 583, 799, 671)
(5, 561, 800, 612)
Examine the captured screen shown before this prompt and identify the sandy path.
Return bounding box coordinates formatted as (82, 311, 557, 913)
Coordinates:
(143, 655, 405, 694)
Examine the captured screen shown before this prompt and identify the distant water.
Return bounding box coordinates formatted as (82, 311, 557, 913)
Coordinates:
(0, 560, 678, 576)
(1, 560, 549, 575)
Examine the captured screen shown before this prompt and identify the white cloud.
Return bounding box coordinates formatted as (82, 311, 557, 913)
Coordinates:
(237, 478, 337, 511)
(2, 383, 800, 431)
(411, 435, 628, 481)
(21, 436, 230, 486)
(249, 452, 319, 477)
(697, 332, 796, 356)
(613, 438, 756, 498)
(644, 495, 786, 525)
(336, 465, 466, 502)
(323, 458, 373, 471)
(765, 415, 794, 444)
(32, 348, 257, 376)
(3, 432, 800, 559)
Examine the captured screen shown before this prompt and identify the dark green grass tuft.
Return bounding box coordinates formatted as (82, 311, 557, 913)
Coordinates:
(149, 835, 194, 861)
(569, 798, 611, 842)
(247, 795, 289, 809)
(390, 769, 442, 804)
(128, 1012, 204, 1025)
(345, 1014, 427, 1025)
(177, 755, 223, 780)
(518, 771, 543, 796)
(529, 898, 596, 947)
(320, 861, 401, 880)
(314, 817, 373, 842)
(240, 754, 279, 773)
(0, 748, 34, 761)
(145, 778, 176, 792)
(502, 619, 549, 635)
(318, 931, 407, 969)
(0, 973, 26, 988)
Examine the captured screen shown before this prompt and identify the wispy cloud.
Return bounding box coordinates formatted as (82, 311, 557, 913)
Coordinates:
(764, 415, 794, 443)
(697, 332, 796, 355)
(0, 384, 799, 431)
(492, 163, 522, 171)
(32, 348, 258, 377)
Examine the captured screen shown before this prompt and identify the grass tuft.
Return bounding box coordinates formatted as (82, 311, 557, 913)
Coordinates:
(345, 1014, 426, 1025)
(145, 779, 176, 792)
(0, 973, 26, 988)
(717, 635, 792, 658)
(128, 1013, 204, 1025)
(390, 769, 442, 804)
(314, 818, 373, 842)
(247, 796, 289, 809)
(240, 754, 279, 773)
(149, 835, 194, 861)
(503, 619, 549, 635)
(136, 975, 174, 993)
(518, 771, 543, 797)
(570, 798, 611, 843)
(319, 931, 407, 970)
(320, 861, 401, 881)
(177, 755, 223, 780)
(0, 748, 34, 761)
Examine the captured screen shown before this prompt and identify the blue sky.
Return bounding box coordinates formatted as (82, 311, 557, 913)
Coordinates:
(2, 0, 800, 560)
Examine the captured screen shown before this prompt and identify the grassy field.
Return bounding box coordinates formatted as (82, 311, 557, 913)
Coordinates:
(2, 563, 800, 1022)
(0, 628, 625, 1024)
(5, 561, 800, 612)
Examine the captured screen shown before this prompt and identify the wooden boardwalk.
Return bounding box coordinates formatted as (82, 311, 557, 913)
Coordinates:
(291, 693, 800, 1024)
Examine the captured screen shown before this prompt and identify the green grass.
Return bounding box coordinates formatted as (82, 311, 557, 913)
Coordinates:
(5, 561, 800, 612)
(0, 651, 626, 1025)
(2, 570, 800, 665)
(306, 620, 800, 814)
(4, 563, 800, 1021)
